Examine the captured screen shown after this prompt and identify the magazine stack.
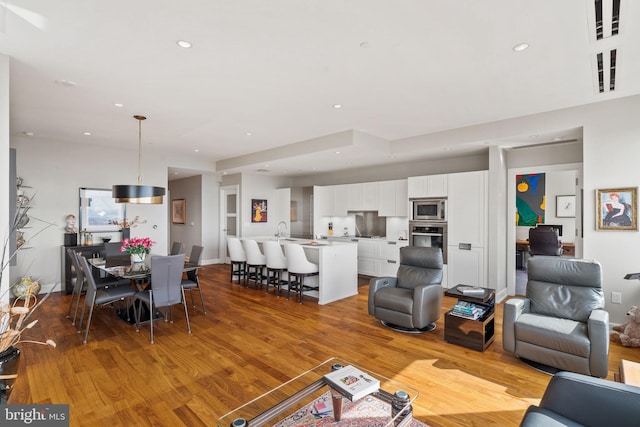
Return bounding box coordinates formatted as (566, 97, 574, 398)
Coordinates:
(451, 301, 486, 320)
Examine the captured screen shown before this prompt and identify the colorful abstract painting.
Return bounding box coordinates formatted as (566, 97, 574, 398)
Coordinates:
(516, 173, 546, 226)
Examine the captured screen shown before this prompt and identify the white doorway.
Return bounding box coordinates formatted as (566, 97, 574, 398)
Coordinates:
(219, 185, 239, 263)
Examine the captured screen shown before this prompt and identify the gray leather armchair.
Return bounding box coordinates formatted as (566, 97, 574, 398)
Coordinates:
(368, 246, 443, 332)
(503, 256, 609, 378)
(520, 371, 640, 427)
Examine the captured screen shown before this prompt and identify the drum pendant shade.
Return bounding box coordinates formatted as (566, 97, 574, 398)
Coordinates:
(112, 115, 165, 204)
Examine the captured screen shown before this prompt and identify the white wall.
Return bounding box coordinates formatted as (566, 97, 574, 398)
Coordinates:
(240, 173, 291, 237)
(8, 136, 214, 292)
(0, 55, 9, 303)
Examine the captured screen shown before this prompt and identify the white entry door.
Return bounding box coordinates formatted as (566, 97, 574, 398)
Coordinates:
(219, 185, 239, 263)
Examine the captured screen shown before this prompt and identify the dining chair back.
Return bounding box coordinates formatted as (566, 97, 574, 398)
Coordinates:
(227, 237, 247, 283)
(170, 241, 183, 255)
(284, 244, 319, 303)
(263, 240, 288, 296)
(134, 254, 190, 344)
(242, 239, 267, 289)
(65, 248, 86, 325)
(105, 241, 130, 267)
(182, 245, 206, 314)
(76, 255, 137, 344)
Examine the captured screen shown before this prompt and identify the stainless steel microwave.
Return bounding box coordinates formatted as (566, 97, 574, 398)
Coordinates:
(412, 198, 446, 221)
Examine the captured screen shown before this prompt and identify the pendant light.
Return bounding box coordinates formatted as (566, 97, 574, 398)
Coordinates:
(112, 115, 165, 204)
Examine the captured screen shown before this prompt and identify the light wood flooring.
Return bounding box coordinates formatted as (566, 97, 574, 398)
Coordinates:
(9, 264, 639, 426)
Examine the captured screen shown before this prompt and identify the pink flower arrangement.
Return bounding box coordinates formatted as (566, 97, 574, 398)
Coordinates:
(120, 237, 155, 255)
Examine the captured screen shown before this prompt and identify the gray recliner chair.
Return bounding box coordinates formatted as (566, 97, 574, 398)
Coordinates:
(368, 246, 443, 332)
(520, 371, 640, 427)
(503, 256, 609, 378)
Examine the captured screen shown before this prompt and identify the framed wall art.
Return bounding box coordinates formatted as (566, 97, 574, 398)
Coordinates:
(251, 199, 268, 222)
(596, 187, 637, 231)
(516, 173, 546, 226)
(172, 199, 186, 224)
(556, 195, 576, 218)
(79, 187, 125, 232)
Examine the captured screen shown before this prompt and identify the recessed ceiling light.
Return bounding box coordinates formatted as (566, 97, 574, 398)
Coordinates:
(513, 43, 529, 52)
(177, 40, 192, 48)
(529, 134, 539, 139)
(173, 172, 180, 175)
(83, 132, 91, 136)
(333, 104, 342, 109)
(23, 131, 34, 136)
(553, 136, 563, 142)
(335, 151, 341, 154)
(264, 164, 269, 168)
(245, 132, 252, 136)
(194, 149, 199, 152)
(114, 103, 124, 107)
(223, 171, 228, 175)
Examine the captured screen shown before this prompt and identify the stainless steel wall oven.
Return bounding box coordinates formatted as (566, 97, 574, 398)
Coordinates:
(409, 220, 448, 264)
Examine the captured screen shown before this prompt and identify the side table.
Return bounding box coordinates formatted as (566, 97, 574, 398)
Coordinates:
(444, 285, 495, 352)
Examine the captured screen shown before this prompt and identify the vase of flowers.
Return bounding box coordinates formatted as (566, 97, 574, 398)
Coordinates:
(121, 237, 155, 264)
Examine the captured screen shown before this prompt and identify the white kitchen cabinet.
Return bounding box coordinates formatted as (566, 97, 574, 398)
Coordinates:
(446, 170, 488, 287)
(378, 179, 408, 217)
(347, 183, 363, 211)
(447, 244, 486, 287)
(407, 174, 448, 199)
(378, 240, 409, 276)
(447, 171, 487, 247)
(357, 239, 408, 277)
(362, 182, 378, 210)
(320, 185, 348, 217)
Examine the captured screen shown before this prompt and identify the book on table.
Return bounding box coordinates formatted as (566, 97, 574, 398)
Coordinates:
(457, 285, 485, 295)
(323, 365, 380, 401)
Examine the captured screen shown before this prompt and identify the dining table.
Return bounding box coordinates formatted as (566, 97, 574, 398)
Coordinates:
(88, 256, 200, 323)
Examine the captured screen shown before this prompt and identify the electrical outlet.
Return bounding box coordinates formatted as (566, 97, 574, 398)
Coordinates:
(612, 292, 622, 304)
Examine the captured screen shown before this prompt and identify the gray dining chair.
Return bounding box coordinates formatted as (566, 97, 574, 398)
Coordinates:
(181, 245, 206, 314)
(66, 248, 129, 326)
(76, 255, 137, 344)
(170, 241, 183, 255)
(133, 254, 190, 344)
(104, 241, 130, 267)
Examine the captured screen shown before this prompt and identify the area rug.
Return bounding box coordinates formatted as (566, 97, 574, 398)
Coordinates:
(272, 390, 429, 427)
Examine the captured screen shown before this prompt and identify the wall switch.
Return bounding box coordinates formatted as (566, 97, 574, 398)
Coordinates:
(612, 292, 622, 304)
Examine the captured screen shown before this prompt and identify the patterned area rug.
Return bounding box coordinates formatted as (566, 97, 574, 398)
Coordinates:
(272, 390, 429, 427)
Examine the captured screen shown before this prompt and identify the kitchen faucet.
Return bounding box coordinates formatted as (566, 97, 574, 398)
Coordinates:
(276, 221, 288, 240)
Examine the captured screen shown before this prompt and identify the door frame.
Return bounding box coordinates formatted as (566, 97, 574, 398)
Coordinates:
(219, 184, 240, 263)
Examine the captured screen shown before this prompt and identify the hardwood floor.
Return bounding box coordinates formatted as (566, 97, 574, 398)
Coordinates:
(10, 264, 638, 426)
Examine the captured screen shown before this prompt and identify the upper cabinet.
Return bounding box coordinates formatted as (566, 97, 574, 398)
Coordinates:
(378, 180, 408, 217)
(320, 184, 348, 217)
(407, 174, 448, 198)
(447, 170, 487, 247)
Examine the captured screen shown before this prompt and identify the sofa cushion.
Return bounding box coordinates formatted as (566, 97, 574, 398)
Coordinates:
(374, 287, 413, 314)
(515, 313, 590, 357)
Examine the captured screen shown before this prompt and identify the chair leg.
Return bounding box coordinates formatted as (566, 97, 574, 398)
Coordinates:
(181, 286, 192, 334)
(149, 290, 154, 344)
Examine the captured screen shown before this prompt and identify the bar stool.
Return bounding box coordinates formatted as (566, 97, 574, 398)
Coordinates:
(227, 237, 247, 284)
(284, 244, 319, 304)
(263, 240, 288, 296)
(242, 239, 267, 289)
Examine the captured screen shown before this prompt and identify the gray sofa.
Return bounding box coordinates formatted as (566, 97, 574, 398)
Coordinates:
(503, 256, 609, 378)
(520, 371, 640, 426)
(368, 246, 443, 332)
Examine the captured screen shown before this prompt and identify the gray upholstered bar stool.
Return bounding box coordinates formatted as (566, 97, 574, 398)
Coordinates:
(242, 239, 267, 289)
(284, 243, 319, 304)
(227, 237, 247, 284)
(263, 240, 288, 296)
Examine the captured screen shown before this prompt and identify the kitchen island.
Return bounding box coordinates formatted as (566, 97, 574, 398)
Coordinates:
(245, 237, 358, 305)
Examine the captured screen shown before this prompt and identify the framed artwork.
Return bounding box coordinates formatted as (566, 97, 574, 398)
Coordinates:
(516, 173, 546, 226)
(556, 195, 576, 218)
(596, 187, 637, 231)
(251, 199, 268, 222)
(172, 199, 186, 224)
(79, 188, 125, 232)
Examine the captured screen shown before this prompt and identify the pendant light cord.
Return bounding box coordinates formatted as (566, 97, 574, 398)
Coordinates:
(134, 115, 146, 185)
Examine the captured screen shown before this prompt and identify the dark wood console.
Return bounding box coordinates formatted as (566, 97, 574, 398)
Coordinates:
(60, 244, 105, 294)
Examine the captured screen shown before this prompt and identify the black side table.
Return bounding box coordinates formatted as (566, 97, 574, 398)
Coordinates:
(444, 285, 495, 351)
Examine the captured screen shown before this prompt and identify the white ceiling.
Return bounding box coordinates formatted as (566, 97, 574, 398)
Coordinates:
(1, 1, 638, 178)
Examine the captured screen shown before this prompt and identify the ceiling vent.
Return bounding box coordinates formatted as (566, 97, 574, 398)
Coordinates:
(596, 49, 617, 93)
(594, 0, 621, 40)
